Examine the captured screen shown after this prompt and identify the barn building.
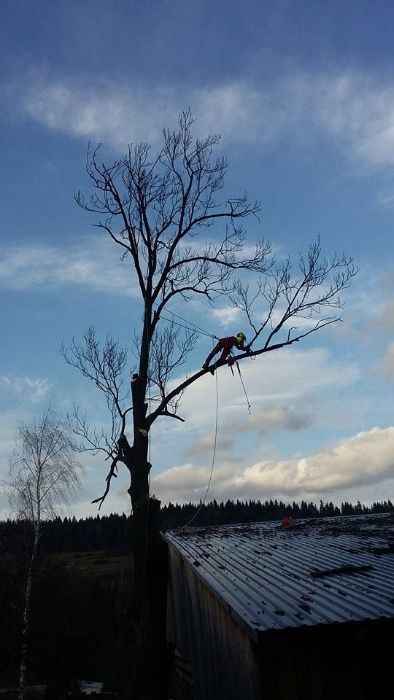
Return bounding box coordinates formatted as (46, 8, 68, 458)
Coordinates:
(164, 514, 394, 700)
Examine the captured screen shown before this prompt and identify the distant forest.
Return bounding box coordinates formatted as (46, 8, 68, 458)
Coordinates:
(1, 498, 393, 553)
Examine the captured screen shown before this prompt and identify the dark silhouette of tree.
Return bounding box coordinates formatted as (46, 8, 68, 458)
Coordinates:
(61, 114, 356, 697)
(62, 111, 355, 570)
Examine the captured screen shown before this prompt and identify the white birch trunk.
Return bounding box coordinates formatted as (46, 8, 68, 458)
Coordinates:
(18, 523, 40, 700)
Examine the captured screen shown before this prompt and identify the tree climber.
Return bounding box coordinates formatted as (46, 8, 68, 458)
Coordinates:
(202, 332, 249, 374)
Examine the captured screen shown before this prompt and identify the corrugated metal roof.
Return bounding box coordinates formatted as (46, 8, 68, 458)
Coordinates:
(164, 513, 394, 635)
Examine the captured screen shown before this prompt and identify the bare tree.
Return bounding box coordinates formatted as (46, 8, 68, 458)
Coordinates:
(63, 110, 356, 569)
(7, 407, 82, 699)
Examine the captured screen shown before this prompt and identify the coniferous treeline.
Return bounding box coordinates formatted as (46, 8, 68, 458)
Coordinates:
(0, 513, 133, 556)
(0, 498, 392, 554)
(160, 497, 394, 529)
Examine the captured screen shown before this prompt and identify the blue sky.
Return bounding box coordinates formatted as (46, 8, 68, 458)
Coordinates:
(1, 0, 394, 518)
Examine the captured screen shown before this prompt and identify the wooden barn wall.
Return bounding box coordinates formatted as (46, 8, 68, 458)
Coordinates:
(167, 544, 394, 700)
(167, 547, 258, 700)
(254, 618, 394, 700)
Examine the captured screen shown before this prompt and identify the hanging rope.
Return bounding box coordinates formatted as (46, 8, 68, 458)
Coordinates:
(142, 318, 152, 584)
(235, 360, 252, 415)
(181, 368, 219, 529)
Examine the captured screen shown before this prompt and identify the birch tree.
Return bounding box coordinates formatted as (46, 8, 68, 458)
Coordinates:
(7, 407, 81, 699)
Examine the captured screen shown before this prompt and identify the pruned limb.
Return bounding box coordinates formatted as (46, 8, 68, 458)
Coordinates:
(159, 410, 186, 422)
(91, 456, 120, 510)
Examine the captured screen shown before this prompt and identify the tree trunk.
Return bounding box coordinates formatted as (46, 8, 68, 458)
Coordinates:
(117, 374, 168, 699)
(116, 373, 150, 572)
(19, 524, 40, 700)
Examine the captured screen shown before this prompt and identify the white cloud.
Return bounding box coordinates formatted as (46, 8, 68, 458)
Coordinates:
(186, 404, 312, 458)
(0, 236, 138, 296)
(293, 73, 394, 170)
(230, 405, 313, 435)
(186, 433, 236, 457)
(152, 462, 235, 503)
(154, 351, 358, 496)
(18, 76, 179, 150)
(0, 235, 263, 299)
(211, 307, 242, 328)
(11, 69, 394, 171)
(0, 375, 51, 403)
(152, 426, 394, 504)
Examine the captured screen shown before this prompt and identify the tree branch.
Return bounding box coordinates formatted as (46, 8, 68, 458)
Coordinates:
(91, 456, 120, 510)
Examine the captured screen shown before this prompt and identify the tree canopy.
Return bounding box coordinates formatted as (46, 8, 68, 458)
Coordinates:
(63, 111, 356, 520)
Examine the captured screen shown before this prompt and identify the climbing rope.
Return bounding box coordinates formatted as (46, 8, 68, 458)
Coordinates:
(142, 322, 152, 584)
(235, 360, 252, 415)
(144, 303, 253, 530)
(161, 308, 219, 339)
(154, 303, 219, 340)
(181, 368, 219, 529)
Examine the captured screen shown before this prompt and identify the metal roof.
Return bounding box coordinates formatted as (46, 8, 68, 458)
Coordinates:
(164, 513, 394, 635)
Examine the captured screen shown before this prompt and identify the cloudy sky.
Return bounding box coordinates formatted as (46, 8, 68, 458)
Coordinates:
(1, 0, 394, 518)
